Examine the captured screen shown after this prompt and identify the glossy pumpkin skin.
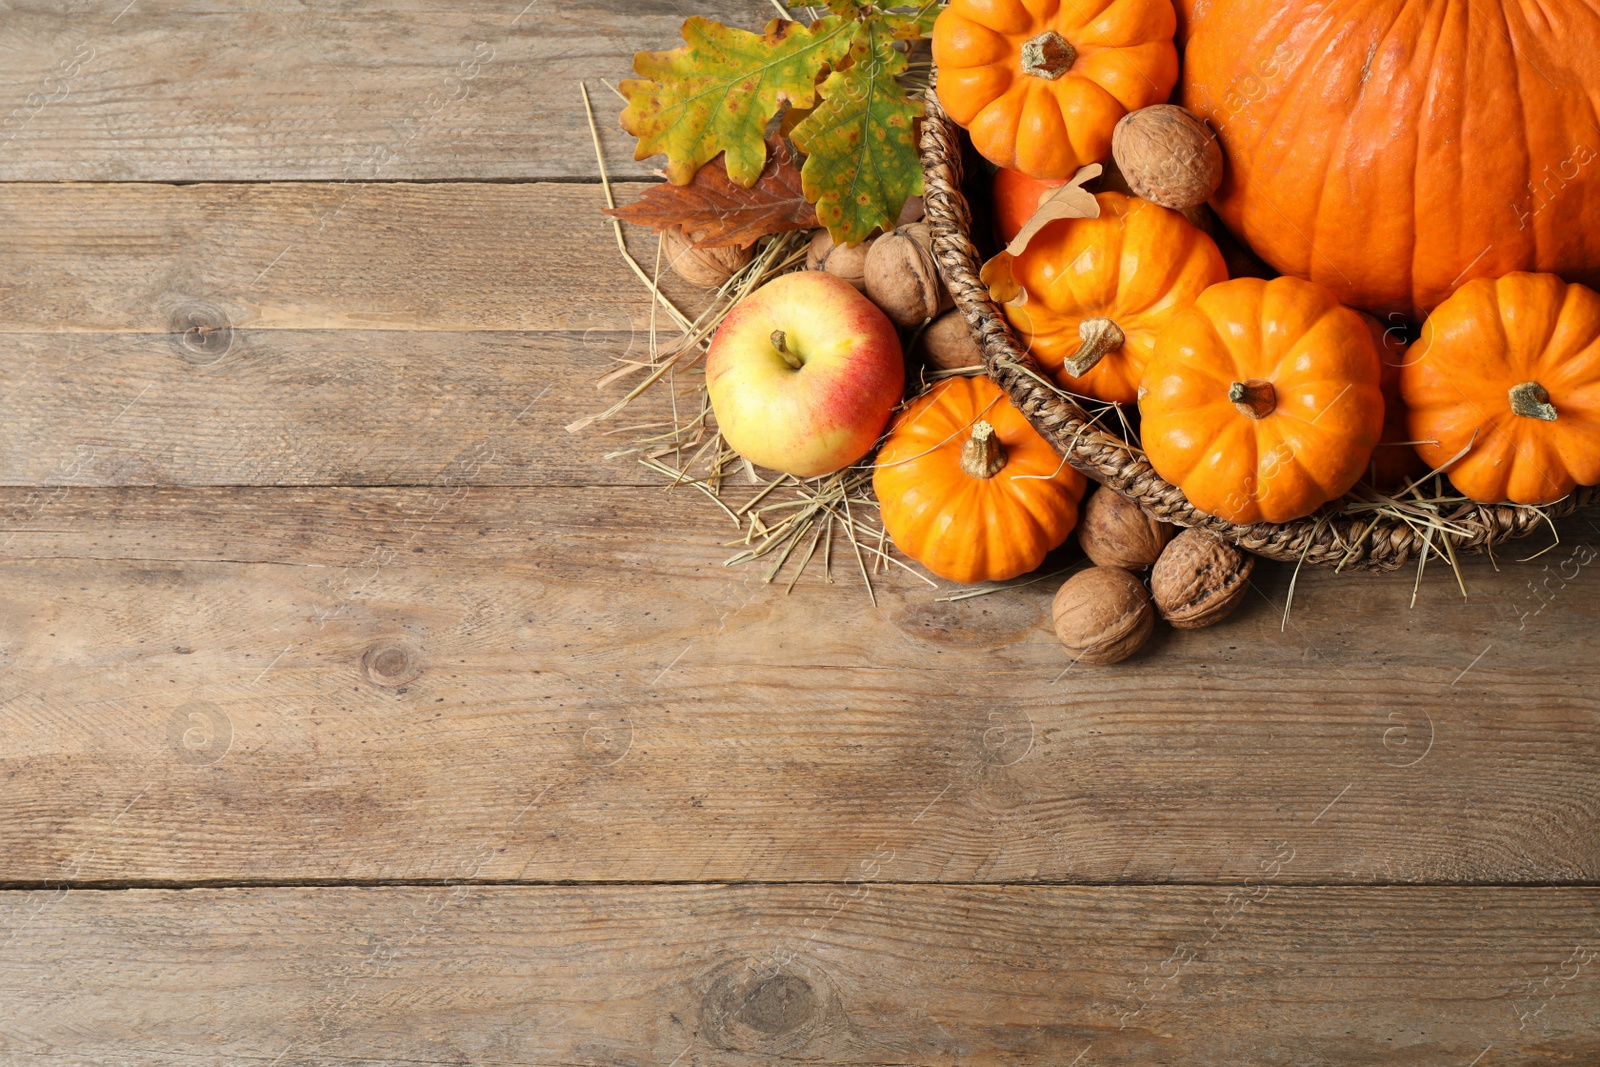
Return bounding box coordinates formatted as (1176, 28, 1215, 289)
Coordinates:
(1361, 314, 1429, 492)
(1140, 276, 1385, 524)
(1002, 192, 1227, 404)
(1402, 273, 1600, 506)
(933, 0, 1180, 181)
(1181, 0, 1600, 320)
(875, 376, 1088, 583)
(992, 167, 1065, 245)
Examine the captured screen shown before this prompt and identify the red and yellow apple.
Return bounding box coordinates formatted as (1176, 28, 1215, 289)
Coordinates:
(707, 271, 905, 477)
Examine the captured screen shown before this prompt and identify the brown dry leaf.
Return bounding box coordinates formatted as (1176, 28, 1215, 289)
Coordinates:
(607, 136, 819, 249)
(979, 252, 1025, 307)
(1004, 163, 1102, 256)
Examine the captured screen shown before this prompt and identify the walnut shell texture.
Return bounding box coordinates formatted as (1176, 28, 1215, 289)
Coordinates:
(1078, 488, 1175, 570)
(865, 222, 953, 327)
(917, 309, 983, 371)
(663, 225, 753, 289)
(808, 229, 875, 291)
(1052, 566, 1155, 665)
(1150, 528, 1255, 629)
(1112, 105, 1224, 211)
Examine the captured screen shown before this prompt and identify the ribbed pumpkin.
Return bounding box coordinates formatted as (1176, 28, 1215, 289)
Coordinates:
(932, 0, 1180, 181)
(875, 376, 1087, 583)
(1180, 0, 1600, 319)
(1402, 273, 1600, 506)
(1140, 276, 1385, 524)
(1361, 314, 1429, 492)
(985, 192, 1227, 405)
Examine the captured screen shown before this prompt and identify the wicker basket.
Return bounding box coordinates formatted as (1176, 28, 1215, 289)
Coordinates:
(918, 93, 1596, 571)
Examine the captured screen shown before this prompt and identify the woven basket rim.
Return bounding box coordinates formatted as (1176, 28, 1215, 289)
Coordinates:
(918, 92, 1594, 572)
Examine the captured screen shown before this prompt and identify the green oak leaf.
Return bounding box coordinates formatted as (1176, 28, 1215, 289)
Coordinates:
(620, 15, 854, 187)
(884, 2, 941, 40)
(791, 18, 924, 245)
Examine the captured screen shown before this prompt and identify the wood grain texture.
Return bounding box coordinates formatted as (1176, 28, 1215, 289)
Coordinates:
(1, 884, 1596, 1064)
(2, 487, 1595, 886)
(0, 0, 773, 181)
(0, 330, 674, 486)
(0, 182, 700, 333)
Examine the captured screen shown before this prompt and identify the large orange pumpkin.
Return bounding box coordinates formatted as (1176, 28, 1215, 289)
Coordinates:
(1180, 0, 1600, 320)
(1402, 273, 1600, 506)
(1140, 276, 1385, 524)
(875, 376, 1088, 583)
(984, 192, 1227, 405)
(932, 0, 1180, 181)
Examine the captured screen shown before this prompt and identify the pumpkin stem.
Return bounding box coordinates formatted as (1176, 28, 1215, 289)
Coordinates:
(960, 420, 1007, 480)
(1020, 31, 1077, 80)
(1509, 380, 1557, 421)
(1229, 379, 1277, 420)
(771, 329, 803, 371)
(1062, 317, 1126, 378)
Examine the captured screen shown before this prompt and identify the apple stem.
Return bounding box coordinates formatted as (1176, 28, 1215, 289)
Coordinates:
(1063, 317, 1125, 378)
(1229, 378, 1277, 420)
(960, 420, 1007, 479)
(771, 329, 803, 371)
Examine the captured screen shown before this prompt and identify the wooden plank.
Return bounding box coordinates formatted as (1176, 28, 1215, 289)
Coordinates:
(0, 182, 700, 333)
(0, 330, 678, 487)
(1, 884, 1595, 1063)
(2, 487, 1596, 885)
(0, 182, 721, 486)
(0, 0, 772, 181)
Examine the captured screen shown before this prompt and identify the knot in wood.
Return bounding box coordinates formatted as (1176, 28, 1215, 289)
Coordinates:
(362, 639, 422, 688)
(167, 300, 235, 363)
(699, 957, 837, 1053)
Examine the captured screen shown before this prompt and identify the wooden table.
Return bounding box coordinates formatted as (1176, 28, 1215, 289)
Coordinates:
(1, 2, 1596, 1063)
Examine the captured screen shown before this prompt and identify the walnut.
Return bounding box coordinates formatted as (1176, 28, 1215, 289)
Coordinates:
(1051, 566, 1156, 665)
(662, 225, 754, 289)
(807, 229, 875, 291)
(917, 309, 983, 371)
(1150, 528, 1255, 629)
(1111, 105, 1224, 211)
(1077, 487, 1175, 570)
(864, 222, 953, 327)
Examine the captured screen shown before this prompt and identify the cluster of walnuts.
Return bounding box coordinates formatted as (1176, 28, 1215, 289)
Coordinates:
(1053, 490, 1255, 665)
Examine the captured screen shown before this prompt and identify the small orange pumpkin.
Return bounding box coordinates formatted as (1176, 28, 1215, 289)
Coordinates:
(1402, 273, 1600, 505)
(985, 192, 1226, 405)
(875, 376, 1088, 583)
(1354, 314, 1429, 493)
(932, 0, 1180, 181)
(992, 167, 1065, 245)
(1140, 276, 1385, 524)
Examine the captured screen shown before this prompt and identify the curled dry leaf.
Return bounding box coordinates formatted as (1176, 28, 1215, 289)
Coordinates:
(980, 163, 1103, 307)
(1004, 163, 1101, 256)
(607, 136, 819, 249)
